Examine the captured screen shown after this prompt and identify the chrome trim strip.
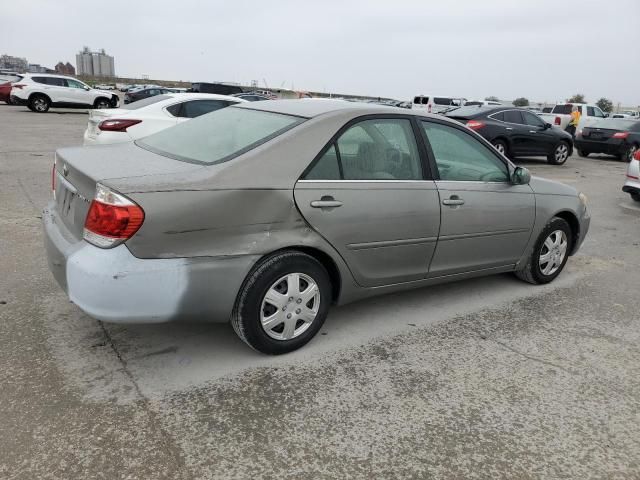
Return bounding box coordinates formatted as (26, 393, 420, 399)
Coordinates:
(347, 236, 438, 250)
(438, 228, 530, 241)
(297, 179, 435, 183)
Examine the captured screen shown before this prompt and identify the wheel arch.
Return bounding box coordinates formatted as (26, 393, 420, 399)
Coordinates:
(28, 92, 51, 103)
(553, 209, 580, 255)
(93, 96, 111, 108)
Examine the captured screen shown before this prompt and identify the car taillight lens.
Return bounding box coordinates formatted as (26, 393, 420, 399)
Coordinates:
(634, 150, 640, 161)
(612, 132, 629, 139)
(83, 184, 144, 248)
(98, 119, 142, 132)
(466, 120, 485, 130)
(12, 84, 25, 89)
(554, 116, 561, 125)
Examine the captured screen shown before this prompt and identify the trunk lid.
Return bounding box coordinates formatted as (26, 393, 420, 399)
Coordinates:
(53, 142, 204, 239)
(581, 127, 618, 140)
(86, 108, 129, 138)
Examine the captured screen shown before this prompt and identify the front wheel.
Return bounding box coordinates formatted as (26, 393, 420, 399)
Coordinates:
(631, 192, 640, 202)
(548, 142, 570, 165)
(577, 149, 589, 158)
(515, 217, 572, 285)
(94, 98, 111, 109)
(492, 139, 508, 157)
(231, 251, 332, 354)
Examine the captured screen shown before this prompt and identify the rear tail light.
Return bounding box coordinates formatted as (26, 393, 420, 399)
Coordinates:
(634, 150, 640, 161)
(466, 120, 485, 130)
(98, 119, 142, 132)
(83, 184, 145, 248)
(612, 132, 629, 139)
(12, 83, 26, 90)
(554, 116, 561, 125)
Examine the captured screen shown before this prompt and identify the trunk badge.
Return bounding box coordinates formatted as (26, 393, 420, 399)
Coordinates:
(63, 164, 69, 177)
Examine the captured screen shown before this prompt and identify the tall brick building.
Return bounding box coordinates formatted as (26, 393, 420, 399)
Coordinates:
(54, 62, 76, 76)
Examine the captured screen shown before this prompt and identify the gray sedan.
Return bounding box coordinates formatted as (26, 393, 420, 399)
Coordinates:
(43, 100, 590, 354)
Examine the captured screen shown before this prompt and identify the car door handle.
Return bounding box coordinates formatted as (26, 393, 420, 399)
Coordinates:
(442, 196, 465, 206)
(529, 130, 537, 133)
(310, 198, 343, 208)
(505, 127, 513, 130)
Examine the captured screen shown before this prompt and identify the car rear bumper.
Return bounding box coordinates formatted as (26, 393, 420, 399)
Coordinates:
(43, 201, 259, 324)
(10, 95, 27, 106)
(575, 138, 625, 155)
(83, 129, 132, 146)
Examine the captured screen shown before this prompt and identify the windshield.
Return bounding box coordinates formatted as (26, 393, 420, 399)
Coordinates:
(591, 119, 638, 130)
(137, 106, 305, 165)
(552, 104, 574, 115)
(123, 95, 172, 110)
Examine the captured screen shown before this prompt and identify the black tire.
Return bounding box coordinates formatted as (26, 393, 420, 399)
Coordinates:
(94, 98, 111, 109)
(547, 141, 570, 165)
(492, 139, 509, 157)
(29, 94, 50, 113)
(231, 251, 332, 354)
(631, 192, 640, 202)
(515, 217, 573, 285)
(577, 149, 589, 158)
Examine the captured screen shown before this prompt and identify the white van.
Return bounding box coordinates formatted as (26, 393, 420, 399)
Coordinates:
(412, 95, 465, 113)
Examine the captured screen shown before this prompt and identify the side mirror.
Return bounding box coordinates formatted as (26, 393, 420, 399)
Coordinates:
(604, 113, 609, 118)
(84, 86, 90, 91)
(512, 166, 531, 185)
(544, 123, 552, 129)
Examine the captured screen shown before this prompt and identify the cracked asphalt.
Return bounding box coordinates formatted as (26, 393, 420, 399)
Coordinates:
(1, 103, 639, 479)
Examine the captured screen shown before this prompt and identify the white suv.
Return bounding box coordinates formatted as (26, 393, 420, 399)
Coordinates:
(10, 74, 118, 113)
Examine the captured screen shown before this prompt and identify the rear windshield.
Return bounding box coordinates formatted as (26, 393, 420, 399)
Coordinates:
(444, 105, 493, 118)
(434, 97, 452, 105)
(590, 119, 638, 130)
(137, 107, 305, 165)
(0, 75, 22, 83)
(123, 95, 171, 110)
(552, 104, 574, 115)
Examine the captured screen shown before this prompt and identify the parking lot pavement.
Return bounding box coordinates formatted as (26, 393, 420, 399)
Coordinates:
(1, 103, 639, 479)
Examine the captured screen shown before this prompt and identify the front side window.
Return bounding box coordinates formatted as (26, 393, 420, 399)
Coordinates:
(138, 107, 304, 165)
(593, 107, 605, 118)
(421, 121, 509, 182)
(522, 111, 545, 128)
(66, 79, 85, 89)
(434, 97, 452, 105)
(304, 118, 423, 181)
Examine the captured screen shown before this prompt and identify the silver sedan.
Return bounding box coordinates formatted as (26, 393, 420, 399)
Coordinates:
(43, 100, 590, 354)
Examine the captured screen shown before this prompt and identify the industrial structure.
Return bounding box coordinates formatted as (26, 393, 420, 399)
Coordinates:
(75, 47, 115, 77)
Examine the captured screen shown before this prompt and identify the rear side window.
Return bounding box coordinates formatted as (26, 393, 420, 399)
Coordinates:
(552, 105, 573, 115)
(304, 118, 423, 181)
(504, 110, 524, 124)
(587, 106, 595, 116)
(138, 107, 304, 165)
(522, 111, 545, 127)
(434, 97, 452, 105)
(490, 111, 505, 121)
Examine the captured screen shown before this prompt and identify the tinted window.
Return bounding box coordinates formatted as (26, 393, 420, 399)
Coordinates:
(413, 96, 422, 104)
(180, 100, 230, 118)
(552, 104, 573, 115)
(336, 119, 422, 180)
(434, 97, 452, 105)
(123, 95, 171, 110)
(587, 106, 595, 116)
(304, 145, 341, 180)
(592, 119, 636, 130)
(504, 110, 524, 124)
(166, 102, 182, 116)
(490, 111, 505, 121)
(421, 121, 509, 182)
(522, 111, 545, 127)
(138, 107, 304, 165)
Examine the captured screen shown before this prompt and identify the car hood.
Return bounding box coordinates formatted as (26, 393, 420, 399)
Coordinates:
(529, 176, 578, 197)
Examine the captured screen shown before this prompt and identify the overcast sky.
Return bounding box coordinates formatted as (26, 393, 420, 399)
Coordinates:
(3, 0, 639, 106)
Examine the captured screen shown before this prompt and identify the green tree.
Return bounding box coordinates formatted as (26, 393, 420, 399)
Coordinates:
(512, 97, 529, 107)
(567, 93, 586, 103)
(484, 96, 500, 102)
(596, 97, 613, 113)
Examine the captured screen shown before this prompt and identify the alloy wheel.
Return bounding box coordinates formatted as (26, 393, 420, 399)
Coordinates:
(555, 144, 569, 164)
(34, 98, 47, 112)
(494, 143, 505, 155)
(539, 230, 568, 276)
(260, 273, 320, 341)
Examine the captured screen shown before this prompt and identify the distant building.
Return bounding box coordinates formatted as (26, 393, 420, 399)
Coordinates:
(0, 54, 29, 73)
(28, 64, 49, 73)
(55, 61, 76, 76)
(75, 47, 115, 77)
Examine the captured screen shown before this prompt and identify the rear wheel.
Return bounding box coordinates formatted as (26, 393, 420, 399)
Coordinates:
(492, 139, 509, 157)
(29, 94, 50, 113)
(231, 251, 332, 354)
(577, 149, 589, 158)
(515, 217, 572, 285)
(94, 98, 111, 109)
(548, 141, 569, 165)
(631, 192, 640, 202)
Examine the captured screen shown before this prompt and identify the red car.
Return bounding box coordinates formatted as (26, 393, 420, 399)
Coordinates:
(0, 74, 23, 104)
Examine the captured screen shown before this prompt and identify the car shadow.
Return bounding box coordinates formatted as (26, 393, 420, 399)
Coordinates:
(93, 268, 582, 398)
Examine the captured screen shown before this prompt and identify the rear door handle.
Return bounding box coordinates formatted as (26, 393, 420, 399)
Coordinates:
(529, 130, 537, 133)
(505, 127, 514, 131)
(442, 196, 465, 206)
(311, 196, 343, 208)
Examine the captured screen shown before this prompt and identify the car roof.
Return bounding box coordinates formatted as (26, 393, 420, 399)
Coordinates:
(234, 98, 429, 119)
(23, 73, 77, 80)
(165, 92, 248, 102)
